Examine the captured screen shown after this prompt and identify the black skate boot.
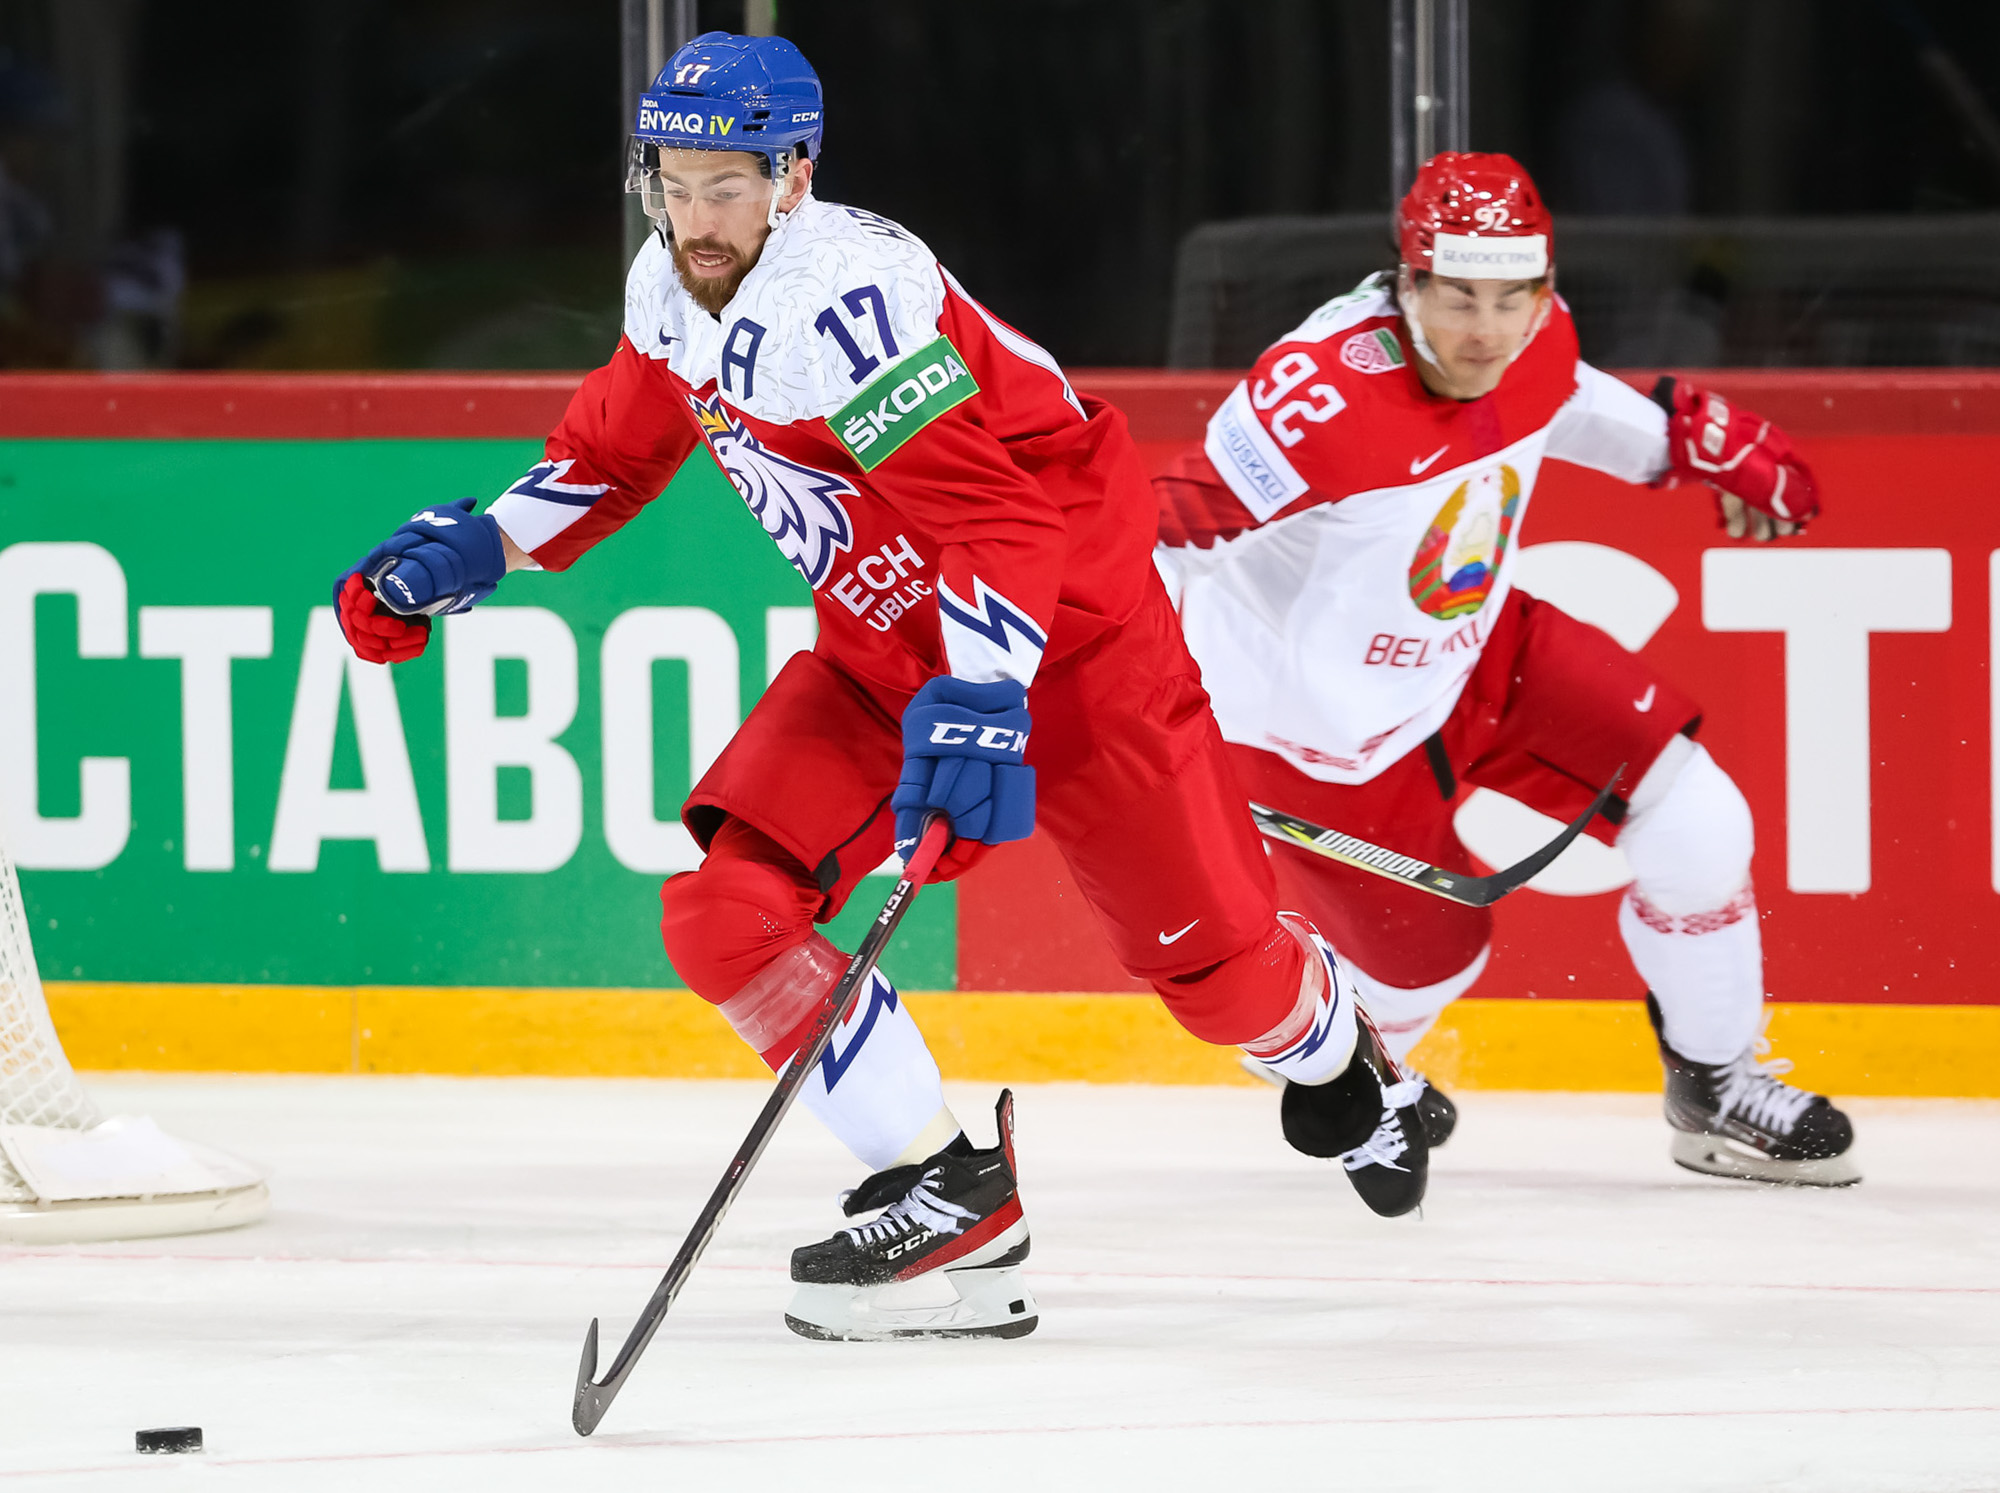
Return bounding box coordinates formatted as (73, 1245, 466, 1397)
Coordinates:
(785, 1090, 1038, 1341)
(1244, 1054, 1457, 1149)
(1415, 1079, 1458, 1149)
(1647, 994, 1860, 1187)
(1279, 1012, 1430, 1217)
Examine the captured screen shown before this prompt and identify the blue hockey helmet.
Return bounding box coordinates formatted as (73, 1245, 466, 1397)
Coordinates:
(627, 32, 823, 222)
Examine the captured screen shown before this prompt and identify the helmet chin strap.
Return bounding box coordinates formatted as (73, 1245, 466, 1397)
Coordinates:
(1395, 267, 1445, 371)
(766, 155, 811, 231)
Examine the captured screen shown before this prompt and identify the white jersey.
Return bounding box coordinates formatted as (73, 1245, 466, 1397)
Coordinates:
(1155, 278, 1668, 784)
(489, 192, 1156, 700)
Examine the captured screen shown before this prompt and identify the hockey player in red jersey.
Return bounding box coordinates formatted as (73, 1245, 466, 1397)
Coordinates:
(331, 33, 1432, 1341)
(1155, 152, 1857, 1187)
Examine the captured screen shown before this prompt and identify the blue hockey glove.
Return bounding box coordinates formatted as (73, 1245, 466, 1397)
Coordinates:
(334, 497, 507, 621)
(891, 675, 1036, 864)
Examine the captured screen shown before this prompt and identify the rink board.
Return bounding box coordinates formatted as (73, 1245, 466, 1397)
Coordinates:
(4, 371, 1998, 1095)
(40, 981, 2000, 1097)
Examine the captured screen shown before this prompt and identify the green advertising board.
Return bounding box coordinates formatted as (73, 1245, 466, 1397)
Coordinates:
(0, 439, 956, 990)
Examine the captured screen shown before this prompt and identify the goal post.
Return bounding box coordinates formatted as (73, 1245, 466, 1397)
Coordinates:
(0, 818, 268, 1244)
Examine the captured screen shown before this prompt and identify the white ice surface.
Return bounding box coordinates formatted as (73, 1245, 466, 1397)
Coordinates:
(0, 1077, 1995, 1492)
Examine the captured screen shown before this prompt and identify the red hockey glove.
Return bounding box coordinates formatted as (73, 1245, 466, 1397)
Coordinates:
(336, 571, 431, 664)
(1653, 376, 1821, 534)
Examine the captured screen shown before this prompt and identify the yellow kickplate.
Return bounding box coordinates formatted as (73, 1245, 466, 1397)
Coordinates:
(46, 982, 355, 1074)
(42, 983, 2000, 1098)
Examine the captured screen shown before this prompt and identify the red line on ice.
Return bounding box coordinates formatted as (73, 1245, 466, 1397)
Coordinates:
(5, 1403, 1998, 1479)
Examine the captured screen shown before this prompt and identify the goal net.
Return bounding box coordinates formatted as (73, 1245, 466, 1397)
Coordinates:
(0, 822, 267, 1243)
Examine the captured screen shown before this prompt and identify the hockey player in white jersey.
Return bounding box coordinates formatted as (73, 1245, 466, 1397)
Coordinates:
(1156, 152, 1857, 1187)
(334, 33, 1436, 1343)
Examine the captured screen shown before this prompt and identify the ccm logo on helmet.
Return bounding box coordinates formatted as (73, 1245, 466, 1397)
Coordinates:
(928, 723, 1028, 752)
(638, 108, 737, 137)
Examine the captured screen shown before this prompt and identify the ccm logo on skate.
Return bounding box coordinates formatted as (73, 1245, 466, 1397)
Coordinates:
(927, 724, 1028, 752)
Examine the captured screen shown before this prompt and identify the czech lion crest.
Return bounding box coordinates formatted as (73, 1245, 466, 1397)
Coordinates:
(691, 396, 856, 589)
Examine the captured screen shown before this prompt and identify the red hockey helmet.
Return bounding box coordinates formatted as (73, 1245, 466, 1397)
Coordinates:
(1398, 152, 1552, 281)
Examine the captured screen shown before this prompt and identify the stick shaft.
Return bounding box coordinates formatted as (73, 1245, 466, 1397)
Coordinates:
(572, 817, 951, 1433)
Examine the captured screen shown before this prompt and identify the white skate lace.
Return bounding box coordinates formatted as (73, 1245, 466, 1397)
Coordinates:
(841, 1164, 978, 1247)
(1711, 1038, 1813, 1136)
(1339, 1078, 1426, 1173)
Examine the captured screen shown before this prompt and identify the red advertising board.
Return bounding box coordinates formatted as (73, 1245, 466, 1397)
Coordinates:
(959, 370, 2000, 1009)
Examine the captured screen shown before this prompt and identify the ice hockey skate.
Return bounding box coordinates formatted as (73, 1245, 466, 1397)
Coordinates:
(1648, 995, 1859, 1187)
(1412, 1078, 1457, 1148)
(785, 1090, 1037, 1342)
(1275, 1012, 1430, 1217)
(1242, 1053, 1458, 1149)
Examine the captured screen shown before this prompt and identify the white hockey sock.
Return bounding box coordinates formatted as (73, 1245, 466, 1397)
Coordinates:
(799, 969, 952, 1171)
(1617, 740, 1765, 1064)
(718, 936, 952, 1172)
(1341, 946, 1491, 1065)
(1242, 915, 1359, 1086)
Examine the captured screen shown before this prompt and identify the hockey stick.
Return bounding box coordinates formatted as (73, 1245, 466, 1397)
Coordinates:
(1248, 765, 1624, 909)
(570, 815, 953, 1436)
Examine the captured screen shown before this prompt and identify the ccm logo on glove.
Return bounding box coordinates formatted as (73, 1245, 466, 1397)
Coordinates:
(926, 723, 1029, 751)
(891, 675, 1037, 878)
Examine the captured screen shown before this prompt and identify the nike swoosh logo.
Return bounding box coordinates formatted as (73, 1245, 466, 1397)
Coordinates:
(1158, 918, 1200, 945)
(1410, 444, 1449, 476)
(1635, 685, 1657, 712)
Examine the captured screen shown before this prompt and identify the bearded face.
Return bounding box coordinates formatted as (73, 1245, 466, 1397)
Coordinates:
(670, 232, 757, 315)
(647, 147, 812, 315)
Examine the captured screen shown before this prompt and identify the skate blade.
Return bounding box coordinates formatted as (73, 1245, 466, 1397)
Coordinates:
(1669, 1130, 1862, 1188)
(785, 1265, 1039, 1342)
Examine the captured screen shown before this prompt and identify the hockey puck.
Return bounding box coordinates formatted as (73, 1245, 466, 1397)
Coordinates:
(135, 1427, 202, 1455)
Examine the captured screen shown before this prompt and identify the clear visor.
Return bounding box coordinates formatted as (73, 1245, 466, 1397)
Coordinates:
(625, 138, 787, 226)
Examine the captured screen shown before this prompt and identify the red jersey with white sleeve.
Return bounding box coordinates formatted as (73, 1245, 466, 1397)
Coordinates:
(1154, 274, 1669, 785)
(488, 195, 1154, 698)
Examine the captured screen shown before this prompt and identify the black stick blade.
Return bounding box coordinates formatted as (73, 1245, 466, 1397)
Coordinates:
(1455, 765, 1624, 905)
(572, 1318, 607, 1436)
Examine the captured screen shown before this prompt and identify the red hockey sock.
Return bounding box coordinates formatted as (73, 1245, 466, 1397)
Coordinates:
(1150, 917, 1312, 1047)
